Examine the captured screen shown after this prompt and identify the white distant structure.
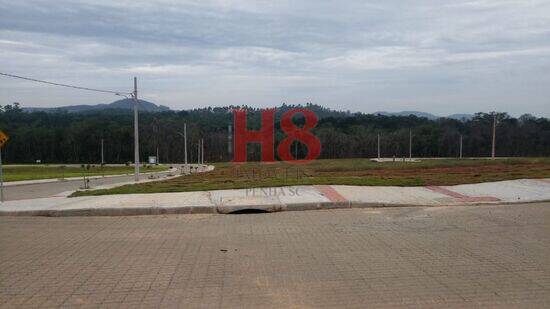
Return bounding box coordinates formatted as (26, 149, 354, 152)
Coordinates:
(371, 158, 420, 163)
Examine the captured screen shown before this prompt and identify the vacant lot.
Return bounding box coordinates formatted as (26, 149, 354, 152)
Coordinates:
(73, 158, 550, 196)
(4, 164, 168, 182)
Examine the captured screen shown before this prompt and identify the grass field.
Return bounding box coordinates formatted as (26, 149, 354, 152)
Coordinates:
(71, 158, 550, 197)
(3, 164, 169, 182)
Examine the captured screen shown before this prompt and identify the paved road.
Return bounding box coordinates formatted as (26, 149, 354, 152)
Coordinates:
(1, 203, 549, 308)
(2, 168, 179, 201)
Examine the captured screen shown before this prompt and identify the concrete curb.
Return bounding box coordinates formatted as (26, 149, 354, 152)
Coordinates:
(4, 167, 176, 187)
(1, 178, 548, 217)
(2, 199, 549, 217)
(0, 206, 217, 217)
(70, 165, 214, 194)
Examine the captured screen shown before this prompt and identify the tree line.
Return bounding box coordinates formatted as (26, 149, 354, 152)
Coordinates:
(1, 102, 549, 164)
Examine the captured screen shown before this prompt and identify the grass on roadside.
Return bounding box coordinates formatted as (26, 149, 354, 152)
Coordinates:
(71, 157, 550, 197)
(3, 164, 169, 182)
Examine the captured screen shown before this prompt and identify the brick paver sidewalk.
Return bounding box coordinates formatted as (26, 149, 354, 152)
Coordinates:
(1, 203, 550, 308)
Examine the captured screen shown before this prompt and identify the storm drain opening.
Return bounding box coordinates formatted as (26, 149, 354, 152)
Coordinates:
(227, 209, 271, 214)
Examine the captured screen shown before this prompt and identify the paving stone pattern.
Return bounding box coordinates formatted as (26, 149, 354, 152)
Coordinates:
(1, 203, 550, 308)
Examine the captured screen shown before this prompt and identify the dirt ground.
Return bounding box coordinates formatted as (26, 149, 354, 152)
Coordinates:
(73, 158, 550, 196)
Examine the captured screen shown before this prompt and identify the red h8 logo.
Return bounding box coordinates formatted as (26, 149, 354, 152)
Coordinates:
(232, 108, 321, 164)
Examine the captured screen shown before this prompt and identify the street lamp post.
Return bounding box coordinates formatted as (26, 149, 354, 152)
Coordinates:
(133, 77, 140, 181)
(201, 139, 204, 164)
(228, 125, 232, 160)
(409, 129, 412, 160)
(197, 140, 201, 165)
(177, 127, 188, 173)
(184, 123, 187, 167)
(491, 112, 497, 159)
(377, 133, 381, 160)
(459, 134, 463, 159)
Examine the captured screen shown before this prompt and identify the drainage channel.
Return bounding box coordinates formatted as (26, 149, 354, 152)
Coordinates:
(226, 209, 271, 214)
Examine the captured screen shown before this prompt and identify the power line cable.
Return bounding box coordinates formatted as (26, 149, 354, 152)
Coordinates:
(0, 72, 132, 96)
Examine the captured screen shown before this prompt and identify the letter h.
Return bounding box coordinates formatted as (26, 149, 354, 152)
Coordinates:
(232, 109, 275, 163)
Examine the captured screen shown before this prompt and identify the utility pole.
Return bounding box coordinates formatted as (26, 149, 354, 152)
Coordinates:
(377, 133, 381, 159)
(156, 146, 159, 165)
(177, 127, 188, 171)
(201, 139, 204, 164)
(491, 113, 496, 159)
(133, 77, 140, 181)
(153, 117, 159, 165)
(101, 138, 104, 165)
(409, 129, 412, 160)
(228, 125, 232, 159)
(197, 140, 201, 165)
(184, 123, 188, 166)
(459, 134, 463, 159)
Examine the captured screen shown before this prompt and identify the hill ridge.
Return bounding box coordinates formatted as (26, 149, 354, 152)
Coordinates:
(23, 98, 170, 113)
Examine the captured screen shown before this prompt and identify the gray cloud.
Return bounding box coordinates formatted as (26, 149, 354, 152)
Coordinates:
(1, 0, 549, 116)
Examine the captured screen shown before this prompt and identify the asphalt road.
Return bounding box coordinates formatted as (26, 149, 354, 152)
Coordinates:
(2, 168, 178, 201)
(1, 203, 549, 308)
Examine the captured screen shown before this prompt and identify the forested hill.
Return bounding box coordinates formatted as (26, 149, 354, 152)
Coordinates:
(22, 99, 170, 113)
(1, 102, 549, 164)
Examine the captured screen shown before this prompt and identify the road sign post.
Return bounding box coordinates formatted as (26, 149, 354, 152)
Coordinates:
(0, 130, 9, 203)
(0, 148, 3, 203)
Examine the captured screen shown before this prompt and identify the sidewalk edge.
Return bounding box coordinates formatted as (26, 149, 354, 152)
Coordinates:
(2, 199, 549, 217)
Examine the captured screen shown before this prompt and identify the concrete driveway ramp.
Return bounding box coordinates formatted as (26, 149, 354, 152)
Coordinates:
(210, 189, 284, 214)
(211, 186, 334, 213)
(216, 203, 283, 214)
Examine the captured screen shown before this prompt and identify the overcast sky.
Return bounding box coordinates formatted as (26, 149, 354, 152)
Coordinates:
(1, 0, 549, 116)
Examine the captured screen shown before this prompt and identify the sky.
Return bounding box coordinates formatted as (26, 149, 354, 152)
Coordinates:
(1, 0, 549, 117)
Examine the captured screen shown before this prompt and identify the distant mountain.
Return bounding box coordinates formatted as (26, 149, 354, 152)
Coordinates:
(374, 111, 473, 121)
(447, 113, 474, 121)
(374, 111, 439, 120)
(23, 99, 170, 113)
(22, 101, 475, 121)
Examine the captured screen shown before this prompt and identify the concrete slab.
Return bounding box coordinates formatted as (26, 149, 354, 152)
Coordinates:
(331, 185, 454, 206)
(1, 178, 548, 216)
(210, 188, 283, 213)
(3, 167, 179, 187)
(444, 179, 550, 203)
(371, 158, 421, 162)
(211, 186, 334, 213)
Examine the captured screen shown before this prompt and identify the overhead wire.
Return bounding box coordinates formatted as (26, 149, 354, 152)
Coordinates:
(0, 72, 132, 97)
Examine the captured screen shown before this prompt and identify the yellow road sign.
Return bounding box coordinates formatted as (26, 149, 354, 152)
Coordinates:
(0, 130, 8, 148)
